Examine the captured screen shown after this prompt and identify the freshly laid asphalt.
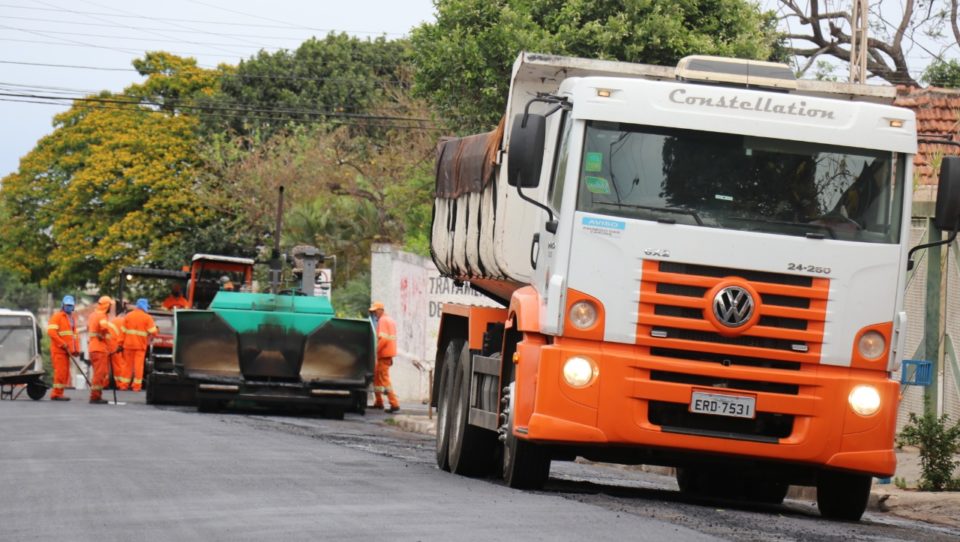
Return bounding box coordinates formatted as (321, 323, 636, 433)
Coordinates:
(0, 391, 715, 542)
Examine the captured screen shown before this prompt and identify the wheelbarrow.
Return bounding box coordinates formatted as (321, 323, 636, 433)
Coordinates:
(0, 355, 48, 400)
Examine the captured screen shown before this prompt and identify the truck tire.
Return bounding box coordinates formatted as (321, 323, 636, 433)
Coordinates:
(817, 470, 871, 521)
(435, 339, 463, 472)
(197, 399, 225, 413)
(501, 382, 550, 489)
(447, 342, 497, 476)
(145, 377, 156, 405)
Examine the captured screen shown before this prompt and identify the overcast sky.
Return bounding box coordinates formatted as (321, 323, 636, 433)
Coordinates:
(0, 0, 436, 178)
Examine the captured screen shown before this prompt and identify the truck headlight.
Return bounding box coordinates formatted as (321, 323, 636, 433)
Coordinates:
(858, 330, 886, 359)
(569, 300, 598, 330)
(562, 356, 598, 388)
(848, 385, 881, 416)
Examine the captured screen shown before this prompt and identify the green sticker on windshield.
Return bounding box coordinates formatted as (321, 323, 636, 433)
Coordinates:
(584, 152, 603, 172)
(585, 176, 610, 194)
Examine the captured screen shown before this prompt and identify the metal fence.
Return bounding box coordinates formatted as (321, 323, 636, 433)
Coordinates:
(898, 217, 960, 430)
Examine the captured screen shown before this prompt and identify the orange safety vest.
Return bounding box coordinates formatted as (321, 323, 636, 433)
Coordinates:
(87, 309, 112, 353)
(162, 295, 190, 310)
(376, 314, 398, 359)
(109, 315, 125, 349)
(47, 310, 79, 355)
(122, 309, 158, 350)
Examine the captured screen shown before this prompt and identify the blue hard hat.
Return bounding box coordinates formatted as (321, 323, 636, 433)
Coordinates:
(136, 298, 149, 311)
(62, 295, 75, 306)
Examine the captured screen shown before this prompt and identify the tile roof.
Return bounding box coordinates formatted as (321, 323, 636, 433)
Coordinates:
(895, 86, 960, 200)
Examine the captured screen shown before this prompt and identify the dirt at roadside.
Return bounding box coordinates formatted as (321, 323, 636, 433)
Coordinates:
(873, 486, 960, 528)
(873, 447, 960, 528)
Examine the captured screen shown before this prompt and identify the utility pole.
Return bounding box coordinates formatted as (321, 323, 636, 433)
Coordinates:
(849, 0, 869, 84)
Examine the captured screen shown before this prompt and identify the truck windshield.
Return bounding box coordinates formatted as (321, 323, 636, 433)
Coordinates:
(576, 121, 904, 243)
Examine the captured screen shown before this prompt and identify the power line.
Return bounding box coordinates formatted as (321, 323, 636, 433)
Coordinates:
(66, 0, 266, 54)
(0, 90, 434, 124)
(1, 25, 291, 49)
(0, 3, 408, 35)
(188, 0, 322, 33)
(0, 59, 134, 72)
(0, 80, 415, 110)
(0, 59, 414, 86)
(1, 14, 311, 41)
(0, 96, 439, 131)
(0, 36, 252, 61)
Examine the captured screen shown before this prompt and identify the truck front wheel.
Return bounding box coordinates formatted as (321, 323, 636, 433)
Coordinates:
(816, 470, 871, 521)
(501, 382, 550, 489)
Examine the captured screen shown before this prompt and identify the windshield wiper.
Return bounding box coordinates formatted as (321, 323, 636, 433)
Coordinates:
(595, 202, 704, 225)
(729, 216, 836, 239)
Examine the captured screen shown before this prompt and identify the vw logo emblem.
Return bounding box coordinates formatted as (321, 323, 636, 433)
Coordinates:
(713, 286, 754, 328)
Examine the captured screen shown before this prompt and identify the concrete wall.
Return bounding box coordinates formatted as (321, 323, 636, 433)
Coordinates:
(369, 244, 500, 404)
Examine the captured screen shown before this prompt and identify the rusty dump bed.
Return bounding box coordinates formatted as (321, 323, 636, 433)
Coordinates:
(174, 291, 375, 409)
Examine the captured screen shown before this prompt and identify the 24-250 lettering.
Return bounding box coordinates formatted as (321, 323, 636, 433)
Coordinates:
(787, 263, 831, 274)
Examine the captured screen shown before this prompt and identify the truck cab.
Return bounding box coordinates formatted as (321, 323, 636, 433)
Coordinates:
(430, 52, 960, 521)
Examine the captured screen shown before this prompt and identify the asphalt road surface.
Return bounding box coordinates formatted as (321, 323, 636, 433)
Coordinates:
(2, 391, 958, 542)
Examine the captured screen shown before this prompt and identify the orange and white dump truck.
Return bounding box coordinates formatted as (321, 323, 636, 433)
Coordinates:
(430, 52, 960, 520)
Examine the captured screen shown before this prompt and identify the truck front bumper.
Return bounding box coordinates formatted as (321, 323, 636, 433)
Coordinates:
(517, 338, 898, 477)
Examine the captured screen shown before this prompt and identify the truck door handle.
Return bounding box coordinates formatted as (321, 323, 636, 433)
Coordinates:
(530, 233, 540, 269)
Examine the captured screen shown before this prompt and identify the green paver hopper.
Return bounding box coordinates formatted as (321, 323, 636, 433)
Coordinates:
(175, 291, 375, 413)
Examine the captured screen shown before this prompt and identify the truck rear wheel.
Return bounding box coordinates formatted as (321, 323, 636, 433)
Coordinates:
(817, 470, 871, 521)
(501, 382, 550, 489)
(435, 339, 462, 472)
(447, 342, 497, 476)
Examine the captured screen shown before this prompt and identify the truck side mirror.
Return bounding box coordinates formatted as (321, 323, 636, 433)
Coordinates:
(935, 156, 960, 231)
(507, 113, 546, 188)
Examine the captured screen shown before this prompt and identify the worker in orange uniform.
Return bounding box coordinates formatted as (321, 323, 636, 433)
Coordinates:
(369, 301, 400, 413)
(123, 298, 158, 392)
(47, 295, 79, 401)
(109, 305, 130, 390)
(161, 283, 190, 310)
(86, 296, 115, 404)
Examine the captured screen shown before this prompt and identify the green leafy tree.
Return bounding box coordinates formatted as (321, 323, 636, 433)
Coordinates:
(411, 0, 779, 133)
(923, 59, 960, 89)
(203, 80, 438, 289)
(0, 269, 46, 313)
(197, 33, 412, 139)
(0, 53, 220, 290)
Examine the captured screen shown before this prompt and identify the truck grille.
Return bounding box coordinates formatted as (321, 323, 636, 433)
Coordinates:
(635, 260, 827, 442)
(637, 260, 828, 364)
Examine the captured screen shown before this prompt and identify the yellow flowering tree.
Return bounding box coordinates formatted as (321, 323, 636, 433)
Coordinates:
(0, 52, 220, 289)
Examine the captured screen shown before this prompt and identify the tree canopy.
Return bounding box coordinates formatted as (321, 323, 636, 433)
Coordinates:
(196, 33, 413, 139)
(0, 53, 219, 290)
(411, 0, 780, 133)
